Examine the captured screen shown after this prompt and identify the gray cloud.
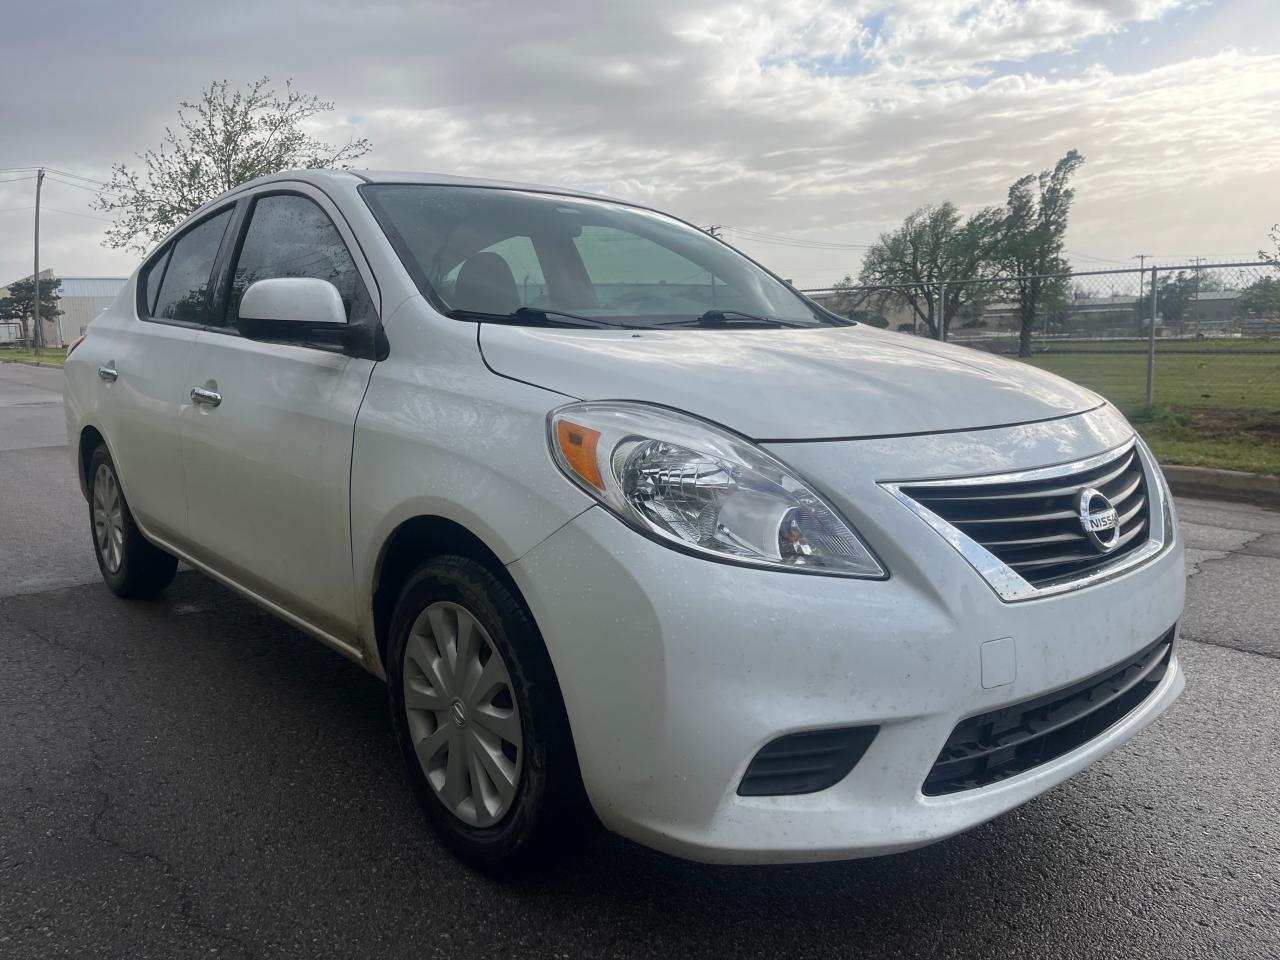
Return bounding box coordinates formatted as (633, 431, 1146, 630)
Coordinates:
(1, 0, 1277, 288)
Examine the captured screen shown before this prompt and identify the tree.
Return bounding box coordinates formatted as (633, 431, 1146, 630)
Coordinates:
(997, 150, 1085, 357)
(94, 78, 371, 252)
(854, 203, 1003, 340)
(0, 276, 62, 347)
(1238, 276, 1280, 317)
(1135, 271, 1197, 332)
(1260, 224, 1279, 267)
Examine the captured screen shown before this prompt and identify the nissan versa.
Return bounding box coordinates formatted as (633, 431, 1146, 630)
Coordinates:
(64, 170, 1184, 867)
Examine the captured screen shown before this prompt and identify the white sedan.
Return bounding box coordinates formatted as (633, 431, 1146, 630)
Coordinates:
(64, 170, 1184, 868)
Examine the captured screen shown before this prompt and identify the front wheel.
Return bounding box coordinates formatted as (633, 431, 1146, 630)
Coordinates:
(88, 445, 177, 598)
(387, 556, 593, 869)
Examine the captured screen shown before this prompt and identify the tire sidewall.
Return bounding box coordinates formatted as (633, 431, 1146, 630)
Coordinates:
(387, 557, 557, 865)
(88, 447, 135, 593)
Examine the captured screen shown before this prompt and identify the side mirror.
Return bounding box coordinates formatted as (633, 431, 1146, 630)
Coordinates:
(235, 276, 388, 361)
(237, 277, 347, 341)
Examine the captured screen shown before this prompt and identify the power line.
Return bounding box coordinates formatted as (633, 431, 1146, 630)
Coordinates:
(45, 167, 108, 187)
(44, 175, 125, 204)
(0, 165, 109, 186)
(45, 175, 106, 194)
(42, 205, 114, 223)
(720, 226, 874, 250)
(0, 203, 112, 223)
(1065, 249, 1133, 265)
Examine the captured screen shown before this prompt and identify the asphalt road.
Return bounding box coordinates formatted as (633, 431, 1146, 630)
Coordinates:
(2, 361, 1278, 959)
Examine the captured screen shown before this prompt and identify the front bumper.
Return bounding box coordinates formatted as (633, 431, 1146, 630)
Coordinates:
(507, 411, 1186, 864)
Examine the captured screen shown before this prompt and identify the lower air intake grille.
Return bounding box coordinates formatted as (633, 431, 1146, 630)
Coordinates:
(738, 726, 878, 797)
(899, 442, 1152, 589)
(923, 629, 1175, 796)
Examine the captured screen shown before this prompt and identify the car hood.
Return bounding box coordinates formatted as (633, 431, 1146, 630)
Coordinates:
(478, 323, 1103, 441)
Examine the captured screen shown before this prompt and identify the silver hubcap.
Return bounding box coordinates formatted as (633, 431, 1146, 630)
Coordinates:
(403, 602, 523, 827)
(92, 464, 124, 574)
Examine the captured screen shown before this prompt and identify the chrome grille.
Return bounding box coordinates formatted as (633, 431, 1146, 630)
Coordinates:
(887, 440, 1163, 600)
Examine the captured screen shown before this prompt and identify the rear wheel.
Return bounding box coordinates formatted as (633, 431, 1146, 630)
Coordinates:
(387, 555, 593, 869)
(88, 445, 177, 598)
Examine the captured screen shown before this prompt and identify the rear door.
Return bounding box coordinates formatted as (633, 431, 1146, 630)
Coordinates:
(179, 186, 378, 639)
(101, 206, 234, 544)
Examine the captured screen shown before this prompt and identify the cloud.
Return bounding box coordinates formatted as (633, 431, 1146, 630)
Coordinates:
(0, 0, 1276, 287)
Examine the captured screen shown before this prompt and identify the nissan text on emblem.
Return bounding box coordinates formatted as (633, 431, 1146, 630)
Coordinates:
(1077, 487, 1120, 552)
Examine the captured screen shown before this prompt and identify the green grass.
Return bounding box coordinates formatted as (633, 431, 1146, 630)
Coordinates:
(1020, 351, 1280, 475)
(1033, 337, 1280, 355)
(0, 348, 66, 366)
(1024, 352, 1280, 410)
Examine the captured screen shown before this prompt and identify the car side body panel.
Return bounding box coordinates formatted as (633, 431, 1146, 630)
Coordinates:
(65, 281, 199, 544)
(349, 297, 595, 671)
(179, 332, 375, 640)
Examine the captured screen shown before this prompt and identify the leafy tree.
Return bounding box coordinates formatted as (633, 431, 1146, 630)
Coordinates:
(1238, 276, 1280, 317)
(0, 276, 62, 347)
(1261, 224, 1279, 267)
(853, 203, 1003, 340)
(1135, 271, 1198, 332)
(997, 150, 1085, 357)
(94, 78, 371, 252)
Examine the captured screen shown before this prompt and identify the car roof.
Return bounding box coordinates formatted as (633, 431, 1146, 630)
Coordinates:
(224, 168, 620, 204)
(142, 169, 649, 268)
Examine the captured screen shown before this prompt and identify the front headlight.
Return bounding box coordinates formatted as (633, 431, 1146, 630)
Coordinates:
(548, 402, 885, 578)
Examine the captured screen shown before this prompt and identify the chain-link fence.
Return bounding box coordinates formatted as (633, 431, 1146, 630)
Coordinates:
(803, 261, 1280, 422)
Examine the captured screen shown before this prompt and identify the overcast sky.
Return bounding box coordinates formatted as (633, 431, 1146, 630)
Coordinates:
(1, 0, 1277, 289)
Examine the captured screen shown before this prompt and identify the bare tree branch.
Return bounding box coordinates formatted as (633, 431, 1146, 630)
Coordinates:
(93, 77, 371, 253)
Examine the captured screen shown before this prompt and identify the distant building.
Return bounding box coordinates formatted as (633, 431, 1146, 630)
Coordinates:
(0, 270, 127, 347)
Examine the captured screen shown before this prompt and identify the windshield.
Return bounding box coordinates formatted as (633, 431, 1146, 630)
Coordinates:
(361, 184, 834, 328)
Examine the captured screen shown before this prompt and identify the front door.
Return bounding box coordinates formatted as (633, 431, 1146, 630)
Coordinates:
(179, 188, 379, 639)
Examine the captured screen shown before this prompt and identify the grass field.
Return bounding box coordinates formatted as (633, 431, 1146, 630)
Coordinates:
(1, 349, 67, 366)
(1021, 343, 1280, 475)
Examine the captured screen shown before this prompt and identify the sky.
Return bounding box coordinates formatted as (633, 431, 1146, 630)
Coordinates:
(1, 0, 1278, 290)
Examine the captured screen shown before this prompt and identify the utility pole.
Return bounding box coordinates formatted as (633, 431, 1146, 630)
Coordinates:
(32, 167, 44, 354)
(937, 280, 946, 342)
(1191, 256, 1204, 331)
(1145, 266, 1159, 405)
(706, 226, 722, 307)
(1133, 254, 1150, 339)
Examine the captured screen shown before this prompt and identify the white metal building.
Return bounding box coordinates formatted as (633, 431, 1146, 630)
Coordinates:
(0, 271, 127, 347)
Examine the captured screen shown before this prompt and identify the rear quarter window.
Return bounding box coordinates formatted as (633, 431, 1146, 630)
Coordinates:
(141, 246, 171, 316)
(150, 209, 233, 324)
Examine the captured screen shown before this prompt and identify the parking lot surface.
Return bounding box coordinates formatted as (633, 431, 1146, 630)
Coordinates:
(2, 361, 1277, 959)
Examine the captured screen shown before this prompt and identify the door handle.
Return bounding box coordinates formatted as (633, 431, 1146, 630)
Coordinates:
(190, 387, 222, 408)
(97, 366, 118, 382)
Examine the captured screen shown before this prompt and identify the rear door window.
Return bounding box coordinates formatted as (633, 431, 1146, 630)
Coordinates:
(151, 209, 233, 324)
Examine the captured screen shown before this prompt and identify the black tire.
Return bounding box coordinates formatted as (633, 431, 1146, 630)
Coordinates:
(387, 555, 594, 870)
(87, 444, 178, 598)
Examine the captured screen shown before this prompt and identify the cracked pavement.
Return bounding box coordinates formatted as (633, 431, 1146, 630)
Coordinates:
(2, 361, 1278, 959)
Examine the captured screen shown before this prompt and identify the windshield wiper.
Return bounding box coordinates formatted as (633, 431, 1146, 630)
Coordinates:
(445, 306, 627, 329)
(659, 310, 808, 329)
(514, 307, 631, 328)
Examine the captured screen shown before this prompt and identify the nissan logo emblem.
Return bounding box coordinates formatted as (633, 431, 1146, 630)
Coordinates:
(1077, 487, 1120, 553)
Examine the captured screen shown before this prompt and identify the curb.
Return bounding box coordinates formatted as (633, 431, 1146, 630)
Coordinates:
(1164, 464, 1280, 510)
